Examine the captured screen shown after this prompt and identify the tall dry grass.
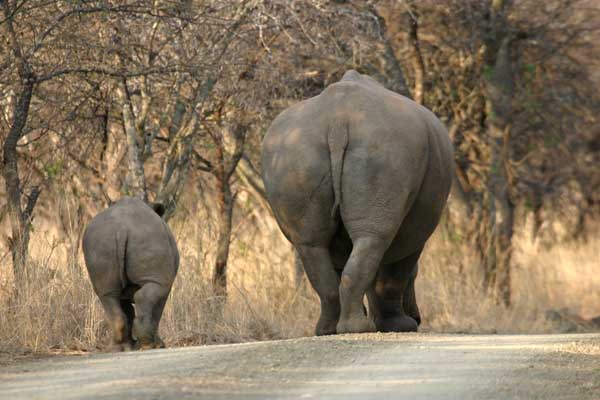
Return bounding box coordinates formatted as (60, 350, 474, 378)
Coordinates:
(1, 196, 598, 359)
(418, 223, 600, 334)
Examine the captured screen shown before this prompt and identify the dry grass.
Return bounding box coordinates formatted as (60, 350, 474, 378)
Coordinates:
(419, 222, 600, 334)
(0, 200, 598, 361)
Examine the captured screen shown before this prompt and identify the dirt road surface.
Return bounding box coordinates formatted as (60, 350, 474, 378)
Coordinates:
(1, 333, 598, 399)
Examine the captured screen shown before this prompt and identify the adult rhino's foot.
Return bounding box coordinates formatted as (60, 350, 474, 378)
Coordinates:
(315, 318, 338, 336)
(315, 297, 341, 336)
(336, 315, 376, 334)
(377, 315, 418, 333)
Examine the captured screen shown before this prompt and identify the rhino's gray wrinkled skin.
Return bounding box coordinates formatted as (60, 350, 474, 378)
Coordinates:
(82, 197, 179, 351)
(261, 70, 453, 335)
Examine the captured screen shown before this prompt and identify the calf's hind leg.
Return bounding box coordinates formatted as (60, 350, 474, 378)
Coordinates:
(100, 296, 133, 352)
(120, 299, 135, 344)
(132, 282, 169, 350)
(151, 296, 168, 348)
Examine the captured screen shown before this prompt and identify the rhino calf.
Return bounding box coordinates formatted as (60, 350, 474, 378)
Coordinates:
(82, 197, 179, 351)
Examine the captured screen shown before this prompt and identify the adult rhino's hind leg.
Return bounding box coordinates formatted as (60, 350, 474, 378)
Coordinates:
(100, 296, 133, 352)
(371, 252, 422, 332)
(336, 235, 390, 334)
(263, 151, 340, 336)
(295, 244, 340, 336)
(403, 267, 421, 326)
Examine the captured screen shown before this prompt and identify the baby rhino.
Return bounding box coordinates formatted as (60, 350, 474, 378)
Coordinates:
(82, 197, 179, 351)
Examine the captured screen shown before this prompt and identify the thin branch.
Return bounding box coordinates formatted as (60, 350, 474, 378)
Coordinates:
(192, 149, 213, 172)
(34, 65, 187, 84)
(22, 185, 41, 223)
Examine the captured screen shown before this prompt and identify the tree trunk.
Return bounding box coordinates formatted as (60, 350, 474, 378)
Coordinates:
(0, 60, 39, 287)
(156, 78, 216, 218)
(484, 119, 514, 306)
(407, 10, 426, 104)
(482, 0, 515, 306)
(156, 134, 193, 220)
(367, 5, 413, 98)
(212, 179, 235, 298)
(235, 156, 269, 210)
(208, 122, 246, 299)
(118, 80, 148, 202)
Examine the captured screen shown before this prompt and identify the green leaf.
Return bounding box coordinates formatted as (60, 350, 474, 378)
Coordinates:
(482, 65, 494, 79)
(523, 63, 536, 75)
(44, 161, 63, 179)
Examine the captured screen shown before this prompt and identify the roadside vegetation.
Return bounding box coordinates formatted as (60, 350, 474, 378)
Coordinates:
(1, 0, 598, 360)
(1, 200, 598, 358)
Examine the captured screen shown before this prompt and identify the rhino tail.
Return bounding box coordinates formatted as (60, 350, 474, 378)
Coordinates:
(115, 227, 128, 290)
(327, 119, 349, 218)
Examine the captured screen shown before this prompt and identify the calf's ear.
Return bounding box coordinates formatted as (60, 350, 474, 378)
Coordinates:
(151, 202, 166, 217)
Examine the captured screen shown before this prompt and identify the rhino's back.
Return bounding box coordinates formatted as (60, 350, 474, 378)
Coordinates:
(265, 70, 434, 155)
(84, 197, 167, 241)
(83, 197, 178, 288)
(262, 71, 443, 201)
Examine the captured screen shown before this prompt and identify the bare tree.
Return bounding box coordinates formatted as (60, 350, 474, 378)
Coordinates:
(481, 0, 518, 305)
(366, 0, 600, 305)
(206, 119, 246, 297)
(1, 1, 63, 284)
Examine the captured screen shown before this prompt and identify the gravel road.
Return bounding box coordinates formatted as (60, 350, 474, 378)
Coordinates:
(1, 333, 598, 400)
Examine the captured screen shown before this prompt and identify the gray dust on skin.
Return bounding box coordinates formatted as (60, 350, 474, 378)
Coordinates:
(0, 333, 598, 400)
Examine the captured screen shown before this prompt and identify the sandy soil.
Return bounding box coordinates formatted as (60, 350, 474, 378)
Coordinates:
(0, 333, 598, 399)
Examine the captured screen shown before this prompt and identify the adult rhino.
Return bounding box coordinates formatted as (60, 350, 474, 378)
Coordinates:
(82, 196, 179, 351)
(261, 70, 453, 335)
